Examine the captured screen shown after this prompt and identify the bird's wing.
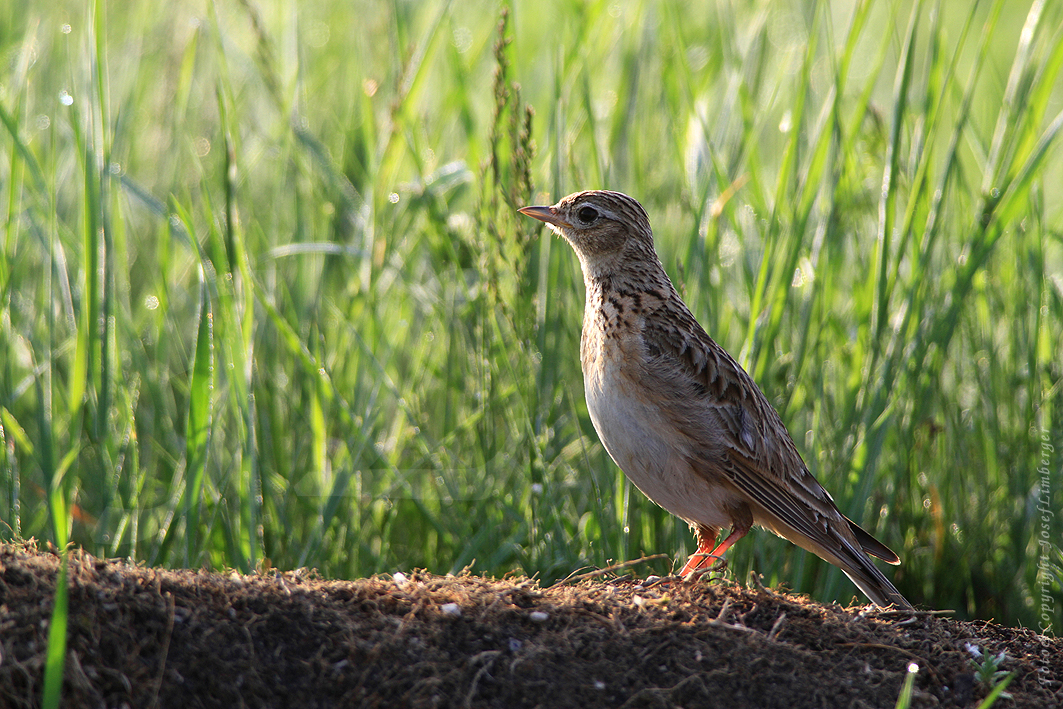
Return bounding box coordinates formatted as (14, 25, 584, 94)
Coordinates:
(637, 308, 910, 608)
(638, 297, 897, 564)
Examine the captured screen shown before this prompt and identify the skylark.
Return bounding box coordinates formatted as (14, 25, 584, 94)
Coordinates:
(519, 190, 911, 609)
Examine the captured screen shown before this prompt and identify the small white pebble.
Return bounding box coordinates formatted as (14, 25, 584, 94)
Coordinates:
(529, 611, 549, 622)
(632, 595, 645, 607)
(643, 575, 662, 585)
(594, 680, 606, 690)
(393, 572, 408, 586)
(441, 603, 462, 617)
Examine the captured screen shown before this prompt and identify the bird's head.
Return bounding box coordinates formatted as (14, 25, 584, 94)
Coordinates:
(518, 190, 657, 277)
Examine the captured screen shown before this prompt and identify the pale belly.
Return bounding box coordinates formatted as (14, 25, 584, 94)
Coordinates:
(584, 362, 740, 531)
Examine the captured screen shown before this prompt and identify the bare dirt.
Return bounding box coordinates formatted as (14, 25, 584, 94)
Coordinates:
(0, 541, 1059, 708)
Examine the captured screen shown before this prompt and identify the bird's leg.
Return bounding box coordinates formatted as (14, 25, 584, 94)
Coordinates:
(680, 528, 742, 576)
(679, 523, 722, 576)
(680, 507, 753, 577)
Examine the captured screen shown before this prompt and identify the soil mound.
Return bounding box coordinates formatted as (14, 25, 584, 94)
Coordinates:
(0, 542, 1059, 707)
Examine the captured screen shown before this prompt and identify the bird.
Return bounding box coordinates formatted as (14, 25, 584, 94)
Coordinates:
(518, 189, 911, 609)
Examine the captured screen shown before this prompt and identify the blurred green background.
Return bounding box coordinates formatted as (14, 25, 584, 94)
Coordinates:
(1, 0, 1061, 629)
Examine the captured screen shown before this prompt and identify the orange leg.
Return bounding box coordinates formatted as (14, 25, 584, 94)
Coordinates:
(679, 521, 751, 577)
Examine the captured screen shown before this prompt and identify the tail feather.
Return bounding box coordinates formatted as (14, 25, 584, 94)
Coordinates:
(839, 553, 912, 609)
(847, 517, 901, 565)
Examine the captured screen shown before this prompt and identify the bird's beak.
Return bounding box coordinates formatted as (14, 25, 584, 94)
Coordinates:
(518, 205, 572, 229)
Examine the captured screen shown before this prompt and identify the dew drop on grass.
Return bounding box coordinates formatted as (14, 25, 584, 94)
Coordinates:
(779, 110, 792, 133)
(451, 27, 472, 54)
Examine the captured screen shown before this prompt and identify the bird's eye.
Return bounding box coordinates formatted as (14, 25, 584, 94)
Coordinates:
(577, 206, 599, 222)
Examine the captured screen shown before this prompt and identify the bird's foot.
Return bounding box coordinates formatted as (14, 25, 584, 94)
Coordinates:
(678, 551, 727, 578)
(682, 558, 728, 582)
(637, 558, 727, 589)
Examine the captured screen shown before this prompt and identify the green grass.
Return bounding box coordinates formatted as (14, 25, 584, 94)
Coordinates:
(1, 0, 1061, 631)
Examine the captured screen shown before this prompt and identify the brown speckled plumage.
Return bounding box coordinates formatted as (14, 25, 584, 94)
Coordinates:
(519, 190, 911, 609)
